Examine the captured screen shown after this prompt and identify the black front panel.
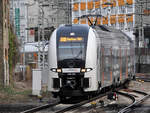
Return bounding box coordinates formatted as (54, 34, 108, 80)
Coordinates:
(61, 76, 83, 90)
(56, 25, 89, 68)
(53, 78, 60, 89)
(83, 78, 89, 88)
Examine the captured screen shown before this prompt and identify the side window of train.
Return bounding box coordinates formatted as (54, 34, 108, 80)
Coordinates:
(94, 30, 99, 39)
(128, 49, 130, 67)
(100, 46, 104, 68)
(97, 46, 100, 60)
(129, 49, 131, 63)
(112, 49, 116, 68)
(104, 48, 111, 71)
(122, 49, 126, 74)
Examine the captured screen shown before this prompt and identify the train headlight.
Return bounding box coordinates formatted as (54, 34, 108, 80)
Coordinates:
(57, 69, 62, 73)
(51, 68, 57, 72)
(81, 68, 92, 72)
(86, 68, 92, 72)
(81, 69, 86, 72)
(50, 68, 62, 73)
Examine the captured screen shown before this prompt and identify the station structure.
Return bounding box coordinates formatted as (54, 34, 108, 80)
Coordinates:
(72, 0, 150, 48)
(72, 0, 135, 41)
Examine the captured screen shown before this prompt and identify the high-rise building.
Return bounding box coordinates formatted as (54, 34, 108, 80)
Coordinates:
(72, 0, 150, 47)
(73, 0, 147, 42)
(134, 0, 150, 48)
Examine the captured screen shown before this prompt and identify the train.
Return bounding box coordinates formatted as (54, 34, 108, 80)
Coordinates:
(48, 24, 135, 100)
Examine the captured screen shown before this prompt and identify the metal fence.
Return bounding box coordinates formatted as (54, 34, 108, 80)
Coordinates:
(135, 48, 150, 73)
(135, 48, 150, 64)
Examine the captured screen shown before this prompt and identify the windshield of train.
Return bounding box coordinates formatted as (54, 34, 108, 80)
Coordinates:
(58, 36, 86, 61)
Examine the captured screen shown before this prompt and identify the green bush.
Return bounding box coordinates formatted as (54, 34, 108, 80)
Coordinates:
(8, 29, 19, 85)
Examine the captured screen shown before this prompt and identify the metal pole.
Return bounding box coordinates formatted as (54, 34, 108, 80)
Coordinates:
(23, 37, 26, 80)
(26, 5, 28, 42)
(56, 0, 58, 27)
(38, 0, 41, 69)
(139, 1, 144, 48)
(42, 6, 45, 70)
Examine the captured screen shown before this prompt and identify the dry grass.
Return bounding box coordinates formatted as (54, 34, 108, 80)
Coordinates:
(0, 81, 32, 104)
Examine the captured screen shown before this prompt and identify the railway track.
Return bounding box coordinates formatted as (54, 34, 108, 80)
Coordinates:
(20, 89, 120, 113)
(118, 89, 150, 113)
(8, 89, 149, 113)
(82, 90, 138, 113)
(55, 88, 135, 113)
(55, 93, 108, 113)
(116, 91, 136, 103)
(20, 102, 61, 113)
(20, 81, 129, 113)
(18, 80, 136, 113)
(136, 77, 150, 82)
(136, 73, 150, 82)
(82, 89, 148, 113)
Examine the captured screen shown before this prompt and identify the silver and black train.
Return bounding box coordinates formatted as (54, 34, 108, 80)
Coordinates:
(48, 24, 135, 99)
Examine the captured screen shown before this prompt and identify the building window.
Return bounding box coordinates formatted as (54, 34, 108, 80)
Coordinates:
(52, 18, 56, 22)
(119, 23, 124, 30)
(119, 6, 125, 14)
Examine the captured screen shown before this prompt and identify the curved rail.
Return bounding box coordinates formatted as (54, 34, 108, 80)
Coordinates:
(55, 88, 126, 113)
(116, 91, 136, 103)
(54, 82, 129, 113)
(55, 90, 120, 113)
(136, 77, 150, 82)
(118, 93, 150, 113)
(131, 89, 148, 96)
(21, 81, 129, 113)
(20, 102, 60, 113)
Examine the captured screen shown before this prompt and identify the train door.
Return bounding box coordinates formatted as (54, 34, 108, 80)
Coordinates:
(130, 48, 135, 76)
(101, 46, 112, 87)
(97, 45, 101, 86)
(119, 48, 123, 82)
(125, 49, 129, 79)
(122, 48, 127, 81)
(112, 48, 120, 85)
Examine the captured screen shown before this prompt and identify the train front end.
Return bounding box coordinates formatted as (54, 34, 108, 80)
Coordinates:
(48, 24, 98, 98)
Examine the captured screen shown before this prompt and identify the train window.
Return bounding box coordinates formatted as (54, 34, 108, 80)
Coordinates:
(58, 40, 86, 61)
(103, 48, 111, 82)
(122, 49, 126, 75)
(114, 49, 118, 68)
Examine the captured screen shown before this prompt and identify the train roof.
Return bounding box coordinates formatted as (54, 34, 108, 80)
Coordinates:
(93, 25, 133, 43)
(57, 24, 133, 44)
(57, 24, 89, 34)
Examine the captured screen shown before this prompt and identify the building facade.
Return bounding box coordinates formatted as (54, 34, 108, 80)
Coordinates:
(72, 0, 135, 39)
(10, 0, 72, 43)
(72, 0, 150, 47)
(10, 0, 27, 43)
(9, 0, 72, 80)
(134, 0, 150, 48)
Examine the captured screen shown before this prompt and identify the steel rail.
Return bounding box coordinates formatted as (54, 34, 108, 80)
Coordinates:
(122, 89, 148, 96)
(118, 93, 150, 113)
(55, 93, 108, 113)
(55, 80, 130, 113)
(131, 89, 148, 96)
(20, 102, 60, 113)
(55, 86, 127, 113)
(136, 77, 150, 82)
(116, 91, 136, 103)
(21, 81, 130, 113)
